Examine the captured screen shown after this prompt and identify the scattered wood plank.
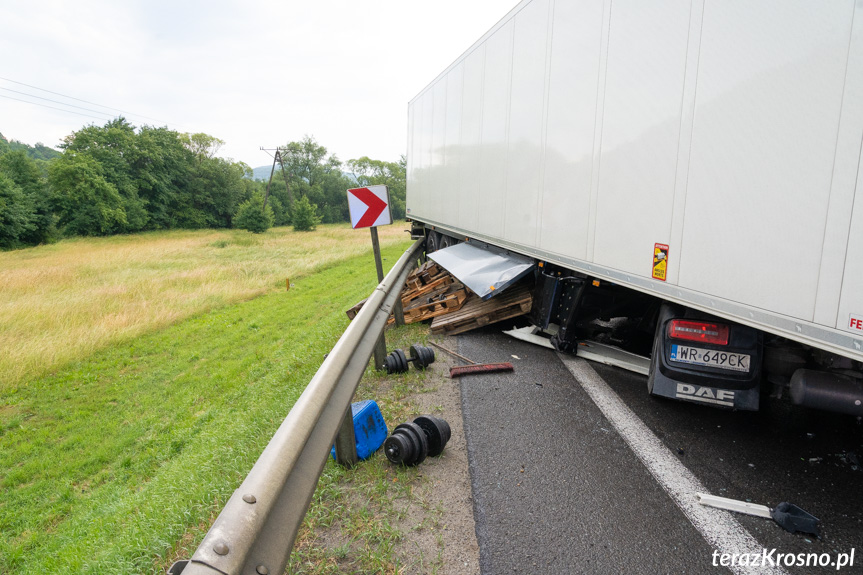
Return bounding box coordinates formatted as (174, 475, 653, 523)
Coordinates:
(346, 260, 457, 321)
(430, 283, 533, 335)
(401, 274, 454, 305)
(400, 282, 468, 324)
(404, 261, 442, 291)
(346, 297, 368, 320)
(401, 261, 454, 304)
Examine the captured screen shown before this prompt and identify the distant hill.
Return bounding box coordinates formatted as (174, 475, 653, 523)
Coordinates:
(247, 164, 360, 185)
(250, 165, 272, 181)
(0, 132, 62, 161)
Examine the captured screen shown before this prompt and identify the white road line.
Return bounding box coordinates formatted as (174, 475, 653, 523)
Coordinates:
(558, 355, 789, 575)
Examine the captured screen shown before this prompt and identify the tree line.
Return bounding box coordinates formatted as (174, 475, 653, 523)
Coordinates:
(0, 120, 406, 249)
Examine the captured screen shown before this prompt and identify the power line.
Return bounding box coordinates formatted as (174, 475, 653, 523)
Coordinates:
(0, 75, 171, 125)
(0, 93, 116, 122)
(0, 87, 120, 119)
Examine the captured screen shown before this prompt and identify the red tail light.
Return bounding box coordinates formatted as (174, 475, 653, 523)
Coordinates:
(668, 319, 729, 346)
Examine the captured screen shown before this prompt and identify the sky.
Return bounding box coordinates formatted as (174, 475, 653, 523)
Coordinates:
(0, 0, 516, 168)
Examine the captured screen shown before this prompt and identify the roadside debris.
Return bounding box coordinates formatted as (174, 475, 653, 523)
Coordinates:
(428, 341, 515, 378)
(430, 283, 532, 335)
(428, 341, 475, 364)
(450, 363, 516, 378)
(503, 325, 651, 376)
(347, 261, 468, 324)
(697, 493, 821, 537)
(504, 325, 555, 349)
(834, 450, 860, 471)
(346, 259, 535, 337)
(384, 415, 451, 466)
(427, 241, 535, 299)
(382, 344, 436, 374)
(330, 400, 388, 461)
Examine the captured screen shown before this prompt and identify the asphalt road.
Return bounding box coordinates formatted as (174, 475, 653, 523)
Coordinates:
(456, 328, 863, 574)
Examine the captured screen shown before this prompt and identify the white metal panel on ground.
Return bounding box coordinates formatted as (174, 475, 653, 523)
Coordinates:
(592, 0, 691, 277)
(458, 47, 485, 233)
(429, 242, 534, 299)
(443, 63, 464, 229)
(476, 20, 514, 240)
(503, 0, 550, 248)
(538, 0, 604, 262)
(679, 0, 854, 321)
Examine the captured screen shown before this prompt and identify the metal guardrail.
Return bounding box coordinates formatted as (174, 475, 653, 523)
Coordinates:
(173, 238, 424, 575)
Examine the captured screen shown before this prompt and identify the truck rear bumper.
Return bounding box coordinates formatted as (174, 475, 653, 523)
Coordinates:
(648, 304, 763, 411)
(650, 367, 760, 410)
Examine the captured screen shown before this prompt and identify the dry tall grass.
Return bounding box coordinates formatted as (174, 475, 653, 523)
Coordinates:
(0, 223, 410, 389)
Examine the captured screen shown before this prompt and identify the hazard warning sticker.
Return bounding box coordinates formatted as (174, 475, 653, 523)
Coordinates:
(652, 243, 669, 281)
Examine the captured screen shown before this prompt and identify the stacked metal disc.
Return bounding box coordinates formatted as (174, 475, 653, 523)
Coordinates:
(383, 344, 436, 374)
(384, 415, 451, 465)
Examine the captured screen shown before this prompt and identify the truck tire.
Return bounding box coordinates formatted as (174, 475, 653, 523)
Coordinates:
(426, 230, 441, 254)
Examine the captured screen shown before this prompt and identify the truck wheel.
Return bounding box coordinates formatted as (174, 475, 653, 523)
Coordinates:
(440, 234, 454, 249)
(426, 230, 441, 254)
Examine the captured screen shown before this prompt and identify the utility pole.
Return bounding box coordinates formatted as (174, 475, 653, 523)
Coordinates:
(260, 147, 295, 212)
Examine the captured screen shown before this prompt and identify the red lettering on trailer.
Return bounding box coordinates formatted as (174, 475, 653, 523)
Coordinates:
(850, 316, 863, 331)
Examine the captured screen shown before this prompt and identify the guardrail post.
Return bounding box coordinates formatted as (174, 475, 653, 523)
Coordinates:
(334, 404, 358, 467)
(393, 295, 406, 327)
(370, 227, 389, 369)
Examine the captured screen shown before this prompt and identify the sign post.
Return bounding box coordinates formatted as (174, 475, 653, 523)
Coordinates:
(347, 185, 404, 372)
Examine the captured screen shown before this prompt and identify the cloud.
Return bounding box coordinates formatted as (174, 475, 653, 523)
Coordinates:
(1, 0, 514, 165)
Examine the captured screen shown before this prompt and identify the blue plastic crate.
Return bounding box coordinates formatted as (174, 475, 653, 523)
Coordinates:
(330, 400, 388, 461)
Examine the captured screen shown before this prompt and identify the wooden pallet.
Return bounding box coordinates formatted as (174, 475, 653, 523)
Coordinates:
(401, 282, 468, 324)
(430, 284, 533, 335)
(401, 274, 454, 305)
(404, 261, 442, 292)
(346, 261, 456, 321)
(402, 262, 453, 303)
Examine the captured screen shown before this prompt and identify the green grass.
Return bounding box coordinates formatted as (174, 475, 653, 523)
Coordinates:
(0, 239, 415, 574)
(0, 223, 409, 390)
(286, 322, 448, 575)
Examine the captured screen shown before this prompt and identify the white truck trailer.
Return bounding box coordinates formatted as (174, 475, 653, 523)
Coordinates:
(405, 0, 863, 414)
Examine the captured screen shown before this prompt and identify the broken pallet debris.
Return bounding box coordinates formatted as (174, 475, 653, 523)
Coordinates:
(430, 283, 533, 336)
(400, 282, 468, 324)
(346, 260, 462, 322)
(401, 261, 455, 304)
(346, 263, 532, 336)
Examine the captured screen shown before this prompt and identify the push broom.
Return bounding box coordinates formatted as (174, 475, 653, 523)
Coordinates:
(429, 341, 515, 378)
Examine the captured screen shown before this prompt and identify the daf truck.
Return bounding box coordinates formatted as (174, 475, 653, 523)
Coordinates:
(405, 0, 863, 414)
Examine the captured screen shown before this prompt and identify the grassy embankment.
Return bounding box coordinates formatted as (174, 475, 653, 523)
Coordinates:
(0, 223, 408, 391)
(0, 225, 433, 573)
